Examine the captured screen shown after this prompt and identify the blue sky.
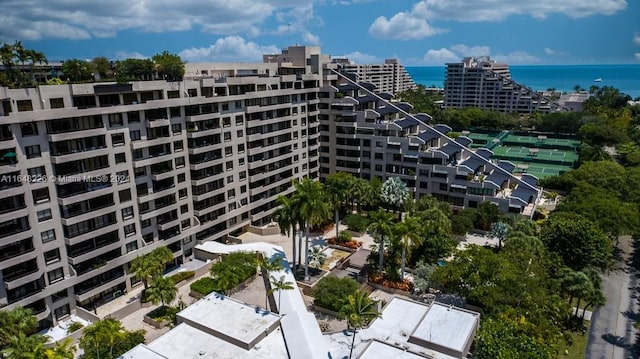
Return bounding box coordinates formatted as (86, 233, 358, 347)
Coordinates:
(2, 0, 639, 66)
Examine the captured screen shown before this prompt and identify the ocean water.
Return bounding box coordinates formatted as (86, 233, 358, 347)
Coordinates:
(406, 64, 640, 98)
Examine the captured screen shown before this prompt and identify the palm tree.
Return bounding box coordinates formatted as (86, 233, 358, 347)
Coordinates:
(80, 318, 125, 359)
(560, 269, 594, 318)
(380, 177, 409, 219)
(325, 172, 354, 239)
(339, 290, 380, 359)
(146, 276, 177, 308)
(275, 195, 297, 271)
(258, 255, 284, 308)
(394, 215, 423, 279)
(44, 338, 76, 359)
(0, 307, 37, 347)
(489, 221, 511, 249)
(129, 255, 155, 290)
(26, 49, 47, 85)
(150, 246, 174, 272)
(368, 209, 395, 274)
(1, 332, 46, 359)
(308, 246, 327, 270)
(292, 178, 331, 281)
(268, 275, 295, 312)
(212, 267, 242, 295)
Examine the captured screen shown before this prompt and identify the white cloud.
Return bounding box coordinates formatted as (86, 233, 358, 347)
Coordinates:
(369, 12, 444, 40)
(634, 33, 640, 46)
(342, 51, 381, 64)
(412, 0, 627, 21)
(422, 48, 459, 65)
(179, 36, 279, 63)
(302, 32, 320, 45)
(544, 48, 556, 55)
(0, 0, 315, 41)
(493, 51, 540, 64)
(635, 53, 640, 62)
(114, 51, 147, 60)
(419, 44, 538, 65)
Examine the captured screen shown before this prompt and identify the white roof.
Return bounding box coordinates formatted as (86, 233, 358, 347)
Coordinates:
(368, 298, 429, 341)
(177, 293, 280, 347)
(118, 344, 167, 359)
(411, 302, 479, 353)
(145, 323, 288, 359)
(359, 341, 430, 359)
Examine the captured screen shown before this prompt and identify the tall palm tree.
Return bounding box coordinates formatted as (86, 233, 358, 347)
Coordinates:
(129, 255, 155, 290)
(325, 172, 354, 239)
(380, 177, 409, 219)
(339, 290, 380, 359)
(368, 209, 395, 275)
(146, 276, 177, 308)
(258, 255, 284, 308)
(1, 332, 46, 359)
(44, 338, 76, 359)
(394, 215, 423, 279)
(292, 178, 331, 281)
(151, 246, 174, 272)
(275, 195, 297, 271)
(268, 275, 295, 312)
(26, 50, 47, 85)
(80, 318, 125, 359)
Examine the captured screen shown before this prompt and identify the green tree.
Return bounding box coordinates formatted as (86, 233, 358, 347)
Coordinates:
(1, 332, 46, 359)
(540, 212, 612, 271)
(268, 275, 294, 312)
(146, 276, 177, 308)
(474, 201, 501, 230)
(394, 214, 422, 279)
(61, 59, 93, 82)
(130, 246, 174, 290)
(560, 269, 594, 318)
(367, 209, 395, 274)
(339, 290, 380, 359)
(91, 57, 112, 79)
(80, 318, 125, 359)
(292, 178, 331, 281)
(152, 51, 185, 81)
(413, 261, 437, 293)
(380, 176, 409, 216)
(324, 172, 355, 239)
(44, 338, 76, 359)
(474, 317, 552, 359)
(0, 307, 37, 347)
(489, 221, 511, 249)
(314, 276, 359, 311)
(116, 58, 154, 81)
(275, 195, 298, 271)
(258, 255, 284, 309)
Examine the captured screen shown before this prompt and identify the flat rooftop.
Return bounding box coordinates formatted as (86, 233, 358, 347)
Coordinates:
(369, 297, 429, 340)
(177, 292, 281, 348)
(411, 302, 479, 353)
(145, 322, 288, 359)
(359, 340, 431, 359)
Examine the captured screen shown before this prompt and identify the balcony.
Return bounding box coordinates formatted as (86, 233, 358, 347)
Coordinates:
(146, 118, 170, 128)
(74, 268, 126, 302)
(6, 276, 45, 304)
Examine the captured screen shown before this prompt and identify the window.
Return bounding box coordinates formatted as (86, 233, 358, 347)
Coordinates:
(236, 116, 244, 125)
(108, 113, 123, 127)
(225, 146, 233, 157)
(222, 103, 229, 111)
(141, 219, 151, 228)
(27, 166, 46, 182)
(228, 202, 236, 211)
(172, 124, 182, 134)
(238, 144, 245, 153)
(223, 117, 231, 127)
(21, 122, 39, 136)
(237, 130, 243, 138)
(130, 130, 141, 141)
(227, 189, 235, 199)
(112, 133, 125, 146)
(32, 188, 50, 204)
(115, 153, 126, 163)
(117, 170, 129, 183)
(177, 173, 186, 183)
(240, 197, 248, 206)
(180, 204, 188, 214)
(50, 98, 64, 109)
(124, 224, 136, 236)
(44, 248, 61, 264)
(239, 171, 246, 181)
(179, 189, 187, 199)
(25, 145, 41, 159)
(224, 132, 231, 142)
(119, 189, 132, 202)
(439, 183, 448, 191)
(133, 149, 143, 159)
(187, 88, 197, 97)
(41, 229, 56, 243)
(17, 100, 33, 112)
(127, 111, 140, 123)
(51, 289, 68, 302)
(227, 175, 234, 184)
(240, 185, 247, 193)
(37, 209, 52, 222)
(122, 206, 134, 220)
(174, 141, 183, 152)
(181, 219, 191, 230)
(239, 158, 245, 166)
(175, 157, 185, 168)
(226, 161, 233, 171)
(48, 268, 64, 284)
(126, 241, 138, 253)
(54, 304, 70, 320)
(134, 167, 146, 178)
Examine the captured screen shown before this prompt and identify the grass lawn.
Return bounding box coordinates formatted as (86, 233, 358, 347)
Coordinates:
(556, 321, 589, 359)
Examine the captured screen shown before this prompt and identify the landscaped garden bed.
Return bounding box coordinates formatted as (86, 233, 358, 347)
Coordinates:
(189, 252, 258, 298)
(369, 273, 413, 293)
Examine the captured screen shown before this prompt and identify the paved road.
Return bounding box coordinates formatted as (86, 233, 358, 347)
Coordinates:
(586, 237, 638, 359)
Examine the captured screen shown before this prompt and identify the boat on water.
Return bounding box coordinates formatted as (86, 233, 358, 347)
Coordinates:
(594, 78, 603, 82)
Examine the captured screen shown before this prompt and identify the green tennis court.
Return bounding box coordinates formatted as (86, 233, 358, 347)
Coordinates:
(501, 134, 580, 150)
(509, 162, 572, 179)
(491, 146, 578, 166)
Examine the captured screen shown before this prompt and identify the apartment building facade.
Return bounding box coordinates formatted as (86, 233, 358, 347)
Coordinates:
(334, 58, 417, 96)
(318, 69, 540, 213)
(0, 48, 322, 328)
(444, 57, 567, 113)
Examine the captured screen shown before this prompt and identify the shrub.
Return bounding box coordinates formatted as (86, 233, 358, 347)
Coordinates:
(190, 277, 217, 296)
(313, 277, 359, 312)
(343, 214, 370, 233)
(67, 321, 84, 334)
(337, 230, 352, 243)
(328, 237, 363, 249)
(170, 271, 195, 283)
(369, 273, 414, 292)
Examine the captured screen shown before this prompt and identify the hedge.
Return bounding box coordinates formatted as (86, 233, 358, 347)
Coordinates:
(190, 277, 217, 296)
(343, 214, 370, 233)
(313, 276, 359, 312)
(170, 271, 195, 283)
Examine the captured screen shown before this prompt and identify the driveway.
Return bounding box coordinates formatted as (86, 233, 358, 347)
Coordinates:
(586, 236, 639, 359)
